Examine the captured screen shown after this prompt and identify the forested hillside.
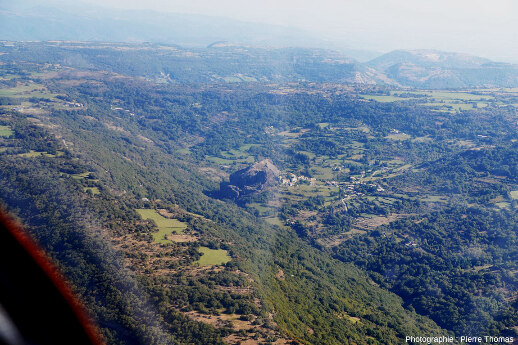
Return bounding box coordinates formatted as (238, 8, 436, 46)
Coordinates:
(0, 42, 516, 344)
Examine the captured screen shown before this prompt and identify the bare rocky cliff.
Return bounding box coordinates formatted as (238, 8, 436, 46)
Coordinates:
(219, 159, 281, 200)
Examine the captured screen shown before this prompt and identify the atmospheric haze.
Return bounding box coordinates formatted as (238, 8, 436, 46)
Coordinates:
(76, 0, 518, 63)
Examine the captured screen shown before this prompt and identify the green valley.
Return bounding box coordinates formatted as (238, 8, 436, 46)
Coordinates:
(0, 41, 516, 345)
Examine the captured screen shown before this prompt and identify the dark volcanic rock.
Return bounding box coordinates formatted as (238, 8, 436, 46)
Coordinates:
(220, 184, 241, 199)
(219, 159, 281, 200)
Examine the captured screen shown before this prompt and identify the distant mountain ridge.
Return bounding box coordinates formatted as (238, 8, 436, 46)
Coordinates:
(368, 49, 492, 69)
(0, 1, 343, 53)
(368, 49, 518, 88)
(1, 0, 518, 88)
(0, 0, 383, 62)
(0, 41, 392, 85)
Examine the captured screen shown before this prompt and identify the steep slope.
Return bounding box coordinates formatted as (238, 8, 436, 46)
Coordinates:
(0, 58, 448, 344)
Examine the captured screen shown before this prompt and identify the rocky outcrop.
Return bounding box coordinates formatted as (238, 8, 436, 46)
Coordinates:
(219, 159, 281, 200)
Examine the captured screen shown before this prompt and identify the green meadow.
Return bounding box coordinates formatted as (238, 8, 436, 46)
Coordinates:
(206, 143, 258, 165)
(136, 209, 187, 244)
(385, 133, 411, 141)
(0, 83, 59, 99)
(359, 95, 403, 102)
(0, 125, 13, 137)
(83, 187, 100, 195)
(361, 90, 494, 113)
(71, 172, 94, 179)
(196, 247, 231, 266)
(18, 150, 63, 158)
(495, 202, 511, 210)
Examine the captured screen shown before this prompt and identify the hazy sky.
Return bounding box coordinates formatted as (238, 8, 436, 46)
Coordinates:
(82, 0, 518, 61)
